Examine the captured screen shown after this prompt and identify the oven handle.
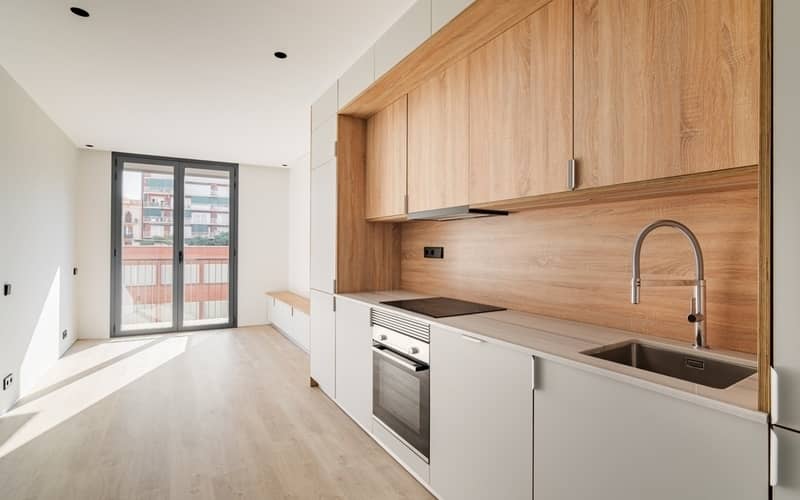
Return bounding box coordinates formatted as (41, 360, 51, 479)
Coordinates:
(372, 346, 429, 372)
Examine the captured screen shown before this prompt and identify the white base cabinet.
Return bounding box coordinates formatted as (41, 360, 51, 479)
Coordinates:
(310, 290, 336, 398)
(334, 298, 372, 431)
(430, 325, 532, 500)
(533, 359, 768, 500)
(774, 427, 800, 499)
(290, 309, 309, 351)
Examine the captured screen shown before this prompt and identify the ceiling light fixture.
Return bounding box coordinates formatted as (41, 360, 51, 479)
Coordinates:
(281, 163, 288, 167)
(85, 144, 94, 148)
(70, 7, 90, 18)
(273, 51, 287, 60)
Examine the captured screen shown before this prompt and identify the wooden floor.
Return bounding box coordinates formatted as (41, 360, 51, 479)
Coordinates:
(0, 326, 434, 500)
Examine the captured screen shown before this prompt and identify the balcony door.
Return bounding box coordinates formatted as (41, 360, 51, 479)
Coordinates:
(111, 153, 238, 336)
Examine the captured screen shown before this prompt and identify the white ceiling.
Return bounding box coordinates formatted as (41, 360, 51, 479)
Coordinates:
(0, 0, 415, 167)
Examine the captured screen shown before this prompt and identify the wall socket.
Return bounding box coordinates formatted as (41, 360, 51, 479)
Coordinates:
(424, 246, 444, 259)
(62, 329, 68, 340)
(3, 373, 13, 391)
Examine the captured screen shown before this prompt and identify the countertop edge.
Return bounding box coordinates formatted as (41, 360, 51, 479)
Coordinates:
(338, 292, 768, 425)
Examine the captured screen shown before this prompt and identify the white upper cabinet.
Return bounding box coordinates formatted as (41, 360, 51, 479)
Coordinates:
(311, 115, 337, 169)
(374, 0, 432, 78)
(773, 0, 800, 432)
(430, 326, 533, 500)
(338, 48, 375, 110)
(334, 298, 372, 431)
(432, 0, 474, 33)
(310, 158, 336, 293)
(533, 359, 767, 500)
(311, 82, 338, 131)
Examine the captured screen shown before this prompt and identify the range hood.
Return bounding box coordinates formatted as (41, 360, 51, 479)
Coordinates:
(406, 205, 509, 221)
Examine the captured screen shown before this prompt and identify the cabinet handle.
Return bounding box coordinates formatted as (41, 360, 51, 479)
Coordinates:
(567, 159, 576, 191)
(771, 367, 779, 424)
(461, 335, 484, 344)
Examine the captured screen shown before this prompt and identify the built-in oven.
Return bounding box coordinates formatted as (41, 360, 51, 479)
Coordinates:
(371, 308, 430, 462)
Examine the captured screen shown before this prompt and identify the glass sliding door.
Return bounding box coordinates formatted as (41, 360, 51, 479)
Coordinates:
(182, 167, 232, 328)
(111, 153, 237, 337)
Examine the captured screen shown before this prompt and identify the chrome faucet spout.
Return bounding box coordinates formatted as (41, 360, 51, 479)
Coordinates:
(630, 220, 708, 349)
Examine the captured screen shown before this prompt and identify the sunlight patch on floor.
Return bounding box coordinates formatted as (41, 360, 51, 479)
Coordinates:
(0, 334, 206, 458)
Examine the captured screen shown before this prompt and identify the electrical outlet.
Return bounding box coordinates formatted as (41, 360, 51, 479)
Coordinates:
(424, 246, 444, 259)
(62, 329, 68, 340)
(3, 373, 12, 391)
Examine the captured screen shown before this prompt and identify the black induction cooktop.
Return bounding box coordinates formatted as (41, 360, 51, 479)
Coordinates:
(380, 297, 505, 318)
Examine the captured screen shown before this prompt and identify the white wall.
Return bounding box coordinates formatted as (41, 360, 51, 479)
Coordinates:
(76, 158, 290, 335)
(238, 164, 290, 326)
(0, 64, 78, 413)
(75, 149, 112, 339)
(288, 153, 310, 295)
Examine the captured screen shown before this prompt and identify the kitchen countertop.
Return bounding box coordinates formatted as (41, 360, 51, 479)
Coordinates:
(337, 290, 766, 424)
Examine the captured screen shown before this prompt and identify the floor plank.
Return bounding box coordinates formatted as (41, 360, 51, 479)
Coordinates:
(0, 326, 434, 500)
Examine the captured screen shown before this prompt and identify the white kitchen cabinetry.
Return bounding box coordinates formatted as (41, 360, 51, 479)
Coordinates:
(533, 359, 767, 500)
(310, 158, 336, 294)
(311, 82, 338, 131)
(774, 427, 800, 500)
(431, 0, 473, 33)
(271, 299, 292, 336)
(338, 48, 374, 110)
(774, 0, 800, 433)
(334, 298, 372, 431)
(311, 116, 337, 169)
(374, 0, 432, 78)
(291, 309, 310, 351)
(430, 325, 532, 500)
(310, 289, 336, 398)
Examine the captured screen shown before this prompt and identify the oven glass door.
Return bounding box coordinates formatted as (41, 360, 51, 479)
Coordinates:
(372, 344, 430, 460)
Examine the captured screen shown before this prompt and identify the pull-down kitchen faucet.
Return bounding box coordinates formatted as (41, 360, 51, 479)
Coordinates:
(631, 220, 707, 349)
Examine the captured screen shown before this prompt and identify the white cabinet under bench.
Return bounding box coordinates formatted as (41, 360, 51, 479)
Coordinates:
(266, 291, 310, 351)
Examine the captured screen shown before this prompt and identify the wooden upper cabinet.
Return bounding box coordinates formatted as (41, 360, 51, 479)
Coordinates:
(574, 0, 761, 187)
(366, 96, 408, 220)
(468, 0, 573, 205)
(408, 58, 470, 213)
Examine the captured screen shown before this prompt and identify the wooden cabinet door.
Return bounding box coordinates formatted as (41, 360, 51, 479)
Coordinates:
(334, 298, 372, 431)
(310, 159, 336, 293)
(574, 0, 760, 187)
(430, 326, 532, 500)
(408, 58, 469, 213)
(366, 96, 408, 219)
(309, 290, 335, 398)
(533, 359, 767, 500)
(468, 0, 573, 204)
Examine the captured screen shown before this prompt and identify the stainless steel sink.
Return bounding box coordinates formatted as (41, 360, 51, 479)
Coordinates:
(583, 341, 756, 389)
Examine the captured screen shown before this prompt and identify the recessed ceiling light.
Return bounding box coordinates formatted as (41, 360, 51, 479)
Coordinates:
(281, 163, 288, 167)
(70, 7, 90, 18)
(85, 144, 94, 148)
(273, 51, 287, 60)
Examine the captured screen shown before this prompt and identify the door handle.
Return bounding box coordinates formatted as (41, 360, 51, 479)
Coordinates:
(179, 250, 184, 264)
(461, 335, 485, 344)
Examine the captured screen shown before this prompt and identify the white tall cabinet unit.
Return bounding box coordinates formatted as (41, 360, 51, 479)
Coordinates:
(310, 82, 338, 397)
(429, 326, 533, 500)
(772, 1, 800, 496)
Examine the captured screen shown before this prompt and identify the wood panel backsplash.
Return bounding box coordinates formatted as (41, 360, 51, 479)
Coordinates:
(400, 169, 759, 353)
